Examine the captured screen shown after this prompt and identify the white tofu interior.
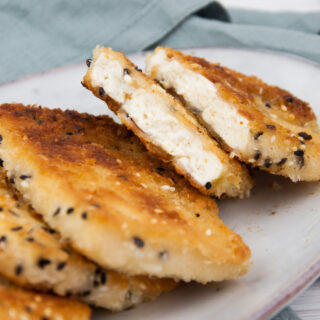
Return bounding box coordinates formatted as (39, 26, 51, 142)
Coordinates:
(146, 49, 251, 153)
(90, 54, 224, 185)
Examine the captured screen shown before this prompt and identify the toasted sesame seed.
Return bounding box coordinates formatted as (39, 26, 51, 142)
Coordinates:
(264, 158, 272, 168)
(266, 124, 276, 130)
(57, 262, 66, 271)
(20, 175, 31, 180)
(288, 114, 295, 121)
(99, 87, 105, 96)
(254, 132, 264, 140)
(271, 136, 276, 143)
(133, 236, 144, 248)
(81, 212, 87, 219)
(229, 151, 236, 158)
(100, 272, 107, 284)
(38, 258, 51, 269)
(53, 207, 60, 217)
(301, 144, 306, 150)
(86, 58, 92, 67)
(205, 182, 212, 190)
(277, 158, 287, 166)
(286, 97, 294, 103)
(15, 264, 23, 275)
(271, 114, 278, 119)
(205, 229, 212, 236)
(11, 226, 22, 231)
(294, 150, 304, 157)
(298, 132, 312, 140)
(66, 207, 74, 214)
(158, 250, 169, 260)
(254, 151, 261, 160)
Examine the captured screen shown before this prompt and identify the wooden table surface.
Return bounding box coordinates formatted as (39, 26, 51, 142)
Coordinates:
(220, 0, 320, 318)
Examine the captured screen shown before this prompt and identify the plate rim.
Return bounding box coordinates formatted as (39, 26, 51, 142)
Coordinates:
(1, 46, 319, 320)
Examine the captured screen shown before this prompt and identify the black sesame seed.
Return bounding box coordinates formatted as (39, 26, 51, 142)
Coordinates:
(65, 131, 73, 136)
(0, 135, 2, 143)
(57, 262, 66, 271)
(8, 210, 19, 217)
(123, 68, 130, 75)
(254, 151, 261, 160)
(100, 272, 107, 284)
(26, 237, 35, 242)
(15, 264, 23, 275)
(0, 207, 2, 211)
(11, 226, 22, 231)
(156, 167, 165, 172)
(297, 155, 305, 167)
(264, 158, 272, 168)
(81, 212, 87, 220)
(80, 290, 91, 297)
(286, 97, 294, 103)
(254, 132, 264, 140)
(9, 177, 14, 184)
(95, 268, 101, 275)
(38, 258, 51, 269)
(0, 159, 3, 167)
(99, 87, 105, 96)
(266, 124, 276, 130)
(86, 58, 92, 67)
(133, 236, 144, 248)
(0, 235, 6, 242)
(41, 226, 56, 234)
(265, 103, 271, 108)
(20, 175, 31, 180)
(25, 306, 32, 313)
(65, 291, 72, 297)
(195, 213, 200, 217)
(53, 207, 60, 217)
(294, 150, 304, 157)
(298, 132, 312, 140)
(205, 182, 212, 190)
(66, 207, 74, 214)
(93, 280, 99, 287)
(158, 250, 169, 260)
(42, 317, 49, 320)
(135, 66, 142, 72)
(277, 158, 287, 166)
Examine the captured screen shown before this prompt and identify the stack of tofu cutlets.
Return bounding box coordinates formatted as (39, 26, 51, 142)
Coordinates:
(0, 45, 319, 319)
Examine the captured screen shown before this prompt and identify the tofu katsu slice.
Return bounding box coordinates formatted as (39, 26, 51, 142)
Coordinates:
(0, 169, 176, 311)
(82, 47, 254, 199)
(0, 104, 251, 283)
(0, 278, 91, 320)
(146, 47, 320, 182)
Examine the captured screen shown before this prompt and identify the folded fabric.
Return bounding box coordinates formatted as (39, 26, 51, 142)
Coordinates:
(0, 0, 317, 318)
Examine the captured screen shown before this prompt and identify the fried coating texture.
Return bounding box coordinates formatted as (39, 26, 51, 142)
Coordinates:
(0, 104, 251, 283)
(146, 47, 320, 182)
(0, 168, 176, 311)
(83, 46, 254, 198)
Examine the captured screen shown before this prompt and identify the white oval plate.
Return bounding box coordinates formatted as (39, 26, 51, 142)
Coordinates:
(0, 47, 319, 320)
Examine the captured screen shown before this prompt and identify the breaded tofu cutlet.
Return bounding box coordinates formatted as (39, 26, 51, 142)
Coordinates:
(146, 47, 320, 182)
(0, 277, 91, 320)
(0, 169, 176, 311)
(83, 46, 254, 199)
(0, 104, 251, 283)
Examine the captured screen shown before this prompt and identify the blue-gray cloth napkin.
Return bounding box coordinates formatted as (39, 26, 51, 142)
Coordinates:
(1, 0, 319, 319)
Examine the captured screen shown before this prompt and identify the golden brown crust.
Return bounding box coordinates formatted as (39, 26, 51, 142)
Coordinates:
(149, 47, 320, 182)
(0, 104, 251, 283)
(0, 281, 91, 320)
(83, 47, 254, 198)
(0, 165, 176, 311)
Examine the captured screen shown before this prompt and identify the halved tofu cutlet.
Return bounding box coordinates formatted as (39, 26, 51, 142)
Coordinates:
(146, 47, 320, 182)
(83, 46, 254, 198)
(0, 104, 251, 283)
(0, 278, 91, 320)
(0, 169, 176, 311)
